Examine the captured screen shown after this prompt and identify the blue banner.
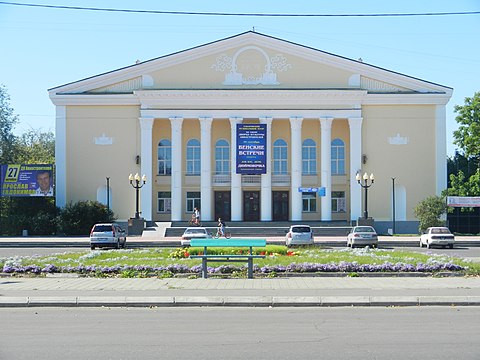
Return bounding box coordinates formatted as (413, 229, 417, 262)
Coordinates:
(236, 124, 267, 174)
(1, 164, 55, 197)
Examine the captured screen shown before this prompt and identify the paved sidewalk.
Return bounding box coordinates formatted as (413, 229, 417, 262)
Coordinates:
(1, 275, 480, 308)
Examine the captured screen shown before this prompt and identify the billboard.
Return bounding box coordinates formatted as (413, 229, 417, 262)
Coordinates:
(447, 196, 480, 207)
(1, 164, 54, 197)
(236, 124, 267, 174)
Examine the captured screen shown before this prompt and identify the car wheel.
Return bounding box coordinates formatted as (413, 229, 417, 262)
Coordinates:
(90, 245, 95, 250)
(449, 244, 454, 249)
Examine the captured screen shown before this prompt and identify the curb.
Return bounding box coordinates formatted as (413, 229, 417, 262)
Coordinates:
(1, 296, 480, 308)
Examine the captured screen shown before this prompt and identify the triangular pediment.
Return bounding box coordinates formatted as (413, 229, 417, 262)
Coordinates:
(49, 31, 451, 97)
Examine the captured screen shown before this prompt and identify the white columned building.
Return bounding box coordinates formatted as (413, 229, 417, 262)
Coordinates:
(229, 117, 243, 221)
(200, 117, 213, 221)
(320, 117, 333, 221)
(348, 117, 363, 222)
(170, 117, 183, 221)
(139, 117, 154, 221)
(260, 116, 273, 221)
(290, 117, 303, 221)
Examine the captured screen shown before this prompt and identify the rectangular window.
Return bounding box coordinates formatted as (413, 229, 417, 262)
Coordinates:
(331, 191, 346, 213)
(302, 192, 317, 212)
(157, 192, 171, 213)
(186, 192, 201, 213)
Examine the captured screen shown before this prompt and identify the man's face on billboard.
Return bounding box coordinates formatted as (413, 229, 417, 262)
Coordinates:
(37, 172, 51, 191)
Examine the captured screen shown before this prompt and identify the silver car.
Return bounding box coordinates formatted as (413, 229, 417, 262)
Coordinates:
(347, 226, 378, 248)
(89, 223, 127, 250)
(181, 227, 211, 246)
(285, 225, 314, 247)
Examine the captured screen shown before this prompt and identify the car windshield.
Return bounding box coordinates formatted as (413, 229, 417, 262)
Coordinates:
(292, 227, 311, 233)
(185, 229, 206, 235)
(93, 225, 113, 232)
(355, 227, 375, 233)
(431, 228, 451, 234)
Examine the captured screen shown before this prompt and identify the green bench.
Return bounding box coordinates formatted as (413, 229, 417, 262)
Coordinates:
(189, 238, 267, 279)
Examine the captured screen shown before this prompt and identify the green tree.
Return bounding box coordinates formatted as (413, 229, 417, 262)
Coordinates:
(15, 129, 55, 164)
(413, 196, 447, 233)
(0, 84, 19, 163)
(57, 201, 115, 236)
(453, 91, 480, 167)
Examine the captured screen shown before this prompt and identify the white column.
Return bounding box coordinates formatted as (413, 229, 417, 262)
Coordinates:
(348, 117, 363, 222)
(200, 117, 213, 221)
(170, 117, 183, 221)
(260, 116, 273, 221)
(55, 105, 67, 208)
(139, 117, 154, 221)
(230, 117, 243, 221)
(290, 117, 303, 221)
(320, 117, 333, 221)
(435, 105, 447, 196)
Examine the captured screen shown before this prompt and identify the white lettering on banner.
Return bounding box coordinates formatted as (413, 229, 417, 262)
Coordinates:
(447, 196, 480, 207)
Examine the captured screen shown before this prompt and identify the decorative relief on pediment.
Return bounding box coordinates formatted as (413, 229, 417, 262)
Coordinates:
(361, 77, 411, 93)
(388, 133, 409, 145)
(211, 46, 292, 85)
(89, 77, 142, 93)
(94, 133, 114, 145)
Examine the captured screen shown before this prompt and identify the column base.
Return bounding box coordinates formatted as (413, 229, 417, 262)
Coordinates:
(128, 218, 145, 236)
(357, 217, 375, 227)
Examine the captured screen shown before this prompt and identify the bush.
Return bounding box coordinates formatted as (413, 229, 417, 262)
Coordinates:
(414, 195, 447, 233)
(56, 200, 115, 236)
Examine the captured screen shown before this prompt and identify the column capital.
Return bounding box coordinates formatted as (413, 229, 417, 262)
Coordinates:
(139, 117, 154, 131)
(320, 117, 334, 129)
(289, 116, 303, 130)
(169, 117, 183, 131)
(259, 116, 273, 125)
(348, 117, 363, 129)
(199, 117, 213, 130)
(229, 117, 243, 127)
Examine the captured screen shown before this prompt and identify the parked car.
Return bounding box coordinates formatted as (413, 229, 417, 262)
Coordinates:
(419, 227, 455, 249)
(181, 227, 211, 246)
(347, 226, 378, 248)
(89, 223, 127, 250)
(285, 225, 314, 247)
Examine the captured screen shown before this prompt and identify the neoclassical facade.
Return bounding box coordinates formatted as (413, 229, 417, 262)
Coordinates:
(49, 32, 452, 230)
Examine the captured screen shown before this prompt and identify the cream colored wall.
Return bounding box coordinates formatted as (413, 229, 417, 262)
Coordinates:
(147, 47, 353, 89)
(66, 106, 140, 220)
(362, 105, 437, 221)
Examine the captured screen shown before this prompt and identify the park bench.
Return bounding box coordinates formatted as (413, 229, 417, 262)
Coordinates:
(189, 238, 267, 279)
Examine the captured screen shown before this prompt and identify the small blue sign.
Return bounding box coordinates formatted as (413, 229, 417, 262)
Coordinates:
(318, 187, 326, 197)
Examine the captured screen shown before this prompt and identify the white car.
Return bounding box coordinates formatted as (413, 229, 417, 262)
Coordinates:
(181, 227, 211, 246)
(347, 226, 378, 248)
(285, 225, 314, 247)
(419, 227, 455, 249)
(89, 223, 127, 250)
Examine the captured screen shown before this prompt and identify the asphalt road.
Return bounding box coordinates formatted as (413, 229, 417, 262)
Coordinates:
(0, 307, 478, 360)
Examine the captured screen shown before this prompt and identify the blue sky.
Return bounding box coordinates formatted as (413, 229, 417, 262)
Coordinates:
(1, 0, 479, 156)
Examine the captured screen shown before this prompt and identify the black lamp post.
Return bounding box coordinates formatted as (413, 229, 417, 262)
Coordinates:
(356, 172, 375, 219)
(129, 173, 146, 219)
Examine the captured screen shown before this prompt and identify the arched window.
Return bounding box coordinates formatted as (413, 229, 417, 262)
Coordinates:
(302, 138, 316, 175)
(186, 139, 201, 175)
(331, 138, 345, 175)
(157, 139, 171, 175)
(273, 139, 288, 174)
(215, 139, 230, 174)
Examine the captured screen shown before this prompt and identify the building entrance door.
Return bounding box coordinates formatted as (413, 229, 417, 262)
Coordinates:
(214, 191, 231, 221)
(243, 191, 260, 221)
(273, 191, 289, 221)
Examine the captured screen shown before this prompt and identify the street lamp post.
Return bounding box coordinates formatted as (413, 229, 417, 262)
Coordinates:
(356, 172, 375, 219)
(129, 173, 147, 219)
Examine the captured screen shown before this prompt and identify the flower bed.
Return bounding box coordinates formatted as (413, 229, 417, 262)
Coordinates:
(0, 246, 476, 278)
